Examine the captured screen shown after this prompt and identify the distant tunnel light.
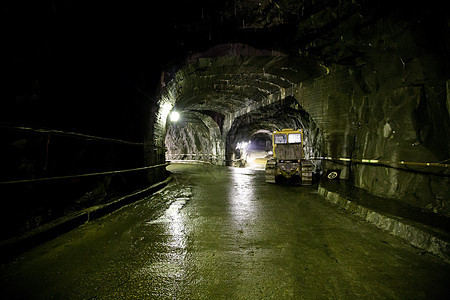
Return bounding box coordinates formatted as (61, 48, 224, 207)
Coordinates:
(236, 141, 250, 150)
(170, 111, 180, 122)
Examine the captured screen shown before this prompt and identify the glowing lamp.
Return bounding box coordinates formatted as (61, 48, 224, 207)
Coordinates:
(170, 111, 180, 122)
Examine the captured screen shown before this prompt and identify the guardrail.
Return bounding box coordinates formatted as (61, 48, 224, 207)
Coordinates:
(0, 164, 169, 185)
(311, 156, 449, 168)
(0, 124, 145, 146)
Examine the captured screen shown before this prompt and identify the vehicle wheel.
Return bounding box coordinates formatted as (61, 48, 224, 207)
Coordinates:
(265, 159, 276, 183)
(301, 160, 313, 186)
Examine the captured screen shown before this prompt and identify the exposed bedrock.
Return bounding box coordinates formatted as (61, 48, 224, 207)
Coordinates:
(165, 111, 224, 163)
(163, 3, 449, 216)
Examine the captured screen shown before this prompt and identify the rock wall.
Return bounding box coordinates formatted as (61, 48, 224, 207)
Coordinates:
(0, 129, 153, 240)
(1, 66, 166, 239)
(295, 12, 450, 216)
(165, 112, 224, 164)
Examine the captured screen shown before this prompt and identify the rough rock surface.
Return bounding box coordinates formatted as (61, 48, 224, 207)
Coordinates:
(163, 2, 449, 216)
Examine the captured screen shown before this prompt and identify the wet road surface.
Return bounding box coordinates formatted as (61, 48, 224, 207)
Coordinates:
(1, 163, 450, 299)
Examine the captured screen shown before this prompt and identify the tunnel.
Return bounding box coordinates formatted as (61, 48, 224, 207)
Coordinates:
(1, 0, 450, 298)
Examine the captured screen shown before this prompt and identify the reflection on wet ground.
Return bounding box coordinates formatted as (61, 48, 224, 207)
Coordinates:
(1, 163, 450, 299)
(229, 167, 258, 231)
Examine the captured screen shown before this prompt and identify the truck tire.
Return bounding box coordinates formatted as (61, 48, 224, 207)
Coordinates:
(301, 160, 313, 186)
(265, 159, 276, 183)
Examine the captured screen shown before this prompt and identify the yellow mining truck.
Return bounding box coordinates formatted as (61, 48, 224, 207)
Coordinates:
(265, 128, 312, 185)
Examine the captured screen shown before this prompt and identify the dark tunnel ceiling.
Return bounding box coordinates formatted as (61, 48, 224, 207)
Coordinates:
(6, 0, 434, 89)
(227, 97, 311, 142)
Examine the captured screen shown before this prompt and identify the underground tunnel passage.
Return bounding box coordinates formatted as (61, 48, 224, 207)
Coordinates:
(1, 0, 450, 298)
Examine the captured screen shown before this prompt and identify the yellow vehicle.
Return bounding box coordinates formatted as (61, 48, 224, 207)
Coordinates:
(265, 129, 312, 185)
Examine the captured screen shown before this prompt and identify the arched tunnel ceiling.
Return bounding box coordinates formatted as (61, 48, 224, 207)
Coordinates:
(170, 44, 322, 117)
(161, 0, 424, 120)
(228, 97, 309, 142)
(161, 0, 430, 138)
(162, 45, 326, 164)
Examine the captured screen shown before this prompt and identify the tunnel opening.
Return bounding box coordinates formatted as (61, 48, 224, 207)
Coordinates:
(225, 96, 324, 176)
(161, 43, 324, 168)
(245, 131, 273, 169)
(231, 131, 272, 169)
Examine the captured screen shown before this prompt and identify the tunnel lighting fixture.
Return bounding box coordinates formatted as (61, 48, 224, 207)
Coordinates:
(170, 111, 180, 122)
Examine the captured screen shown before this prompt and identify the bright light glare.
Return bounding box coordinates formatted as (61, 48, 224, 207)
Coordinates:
(236, 141, 250, 150)
(160, 103, 173, 125)
(170, 111, 180, 122)
(230, 168, 257, 227)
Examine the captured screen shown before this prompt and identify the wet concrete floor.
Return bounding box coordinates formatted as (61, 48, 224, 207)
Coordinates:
(1, 163, 450, 299)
